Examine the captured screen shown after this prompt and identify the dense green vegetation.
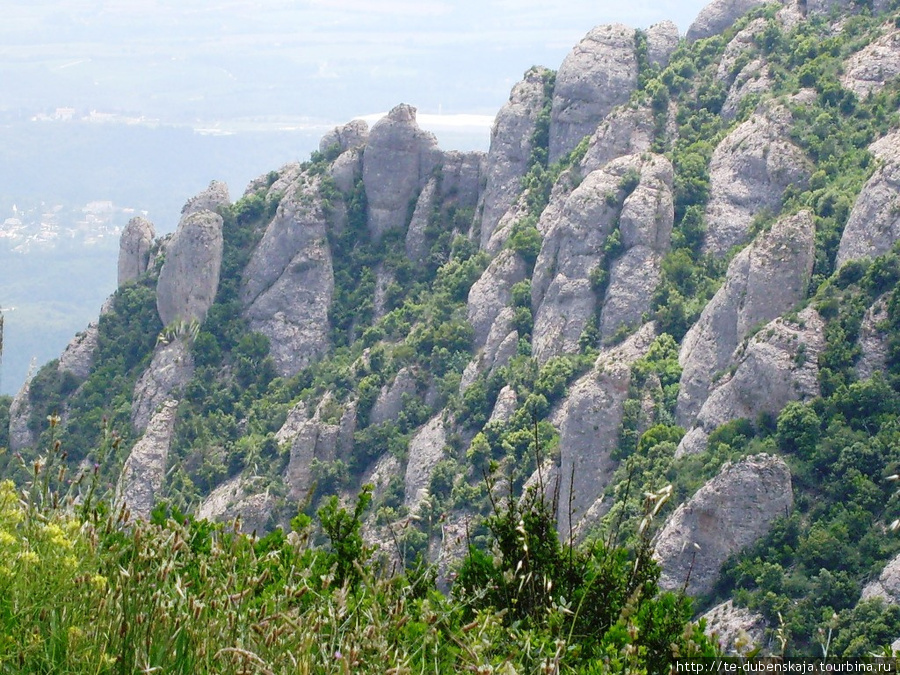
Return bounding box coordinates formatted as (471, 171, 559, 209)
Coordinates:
(0, 446, 717, 672)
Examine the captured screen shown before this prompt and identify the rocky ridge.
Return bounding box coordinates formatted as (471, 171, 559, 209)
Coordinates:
(12, 0, 900, 638)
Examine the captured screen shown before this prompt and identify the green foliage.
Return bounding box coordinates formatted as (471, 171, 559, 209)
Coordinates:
(317, 485, 373, 587)
(506, 217, 542, 270)
(455, 471, 718, 670)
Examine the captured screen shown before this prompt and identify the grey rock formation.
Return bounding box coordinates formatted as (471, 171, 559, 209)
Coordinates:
(580, 105, 656, 175)
(599, 155, 674, 340)
(406, 150, 483, 261)
(8, 380, 35, 451)
(196, 476, 276, 534)
(857, 294, 889, 380)
(181, 180, 230, 217)
(716, 18, 767, 84)
(156, 210, 224, 327)
(836, 132, 900, 267)
(406, 178, 438, 262)
(804, 0, 891, 14)
(369, 367, 419, 426)
(654, 453, 793, 597)
(549, 24, 639, 163)
(686, 0, 768, 42)
(701, 600, 767, 655)
(363, 104, 440, 240)
(319, 119, 369, 154)
(532, 154, 671, 362)
(460, 307, 519, 394)
(441, 151, 485, 212)
(283, 395, 356, 501)
(678, 307, 824, 456)
(488, 385, 518, 425)
(58, 323, 99, 380)
(678, 211, 816, 426)
(479, 67, 551, 249)
(842, 29, 900, 98)
(330, 148, 364, 196)
(722, 59, 772, 120)
(557, 322, 658, 538)
(862, 551, 900, 604)
(404, 415, 447, 512)
(266, 163, 304, 199)
(241, 173, 334, 377)
(131, 339, 195, 433)
(703, 104, 811, 256)
(117, 216, 156, 286)
(116, 399, 179, 520)
(645, 21, 680, 68)
(467, 250, 528, 349)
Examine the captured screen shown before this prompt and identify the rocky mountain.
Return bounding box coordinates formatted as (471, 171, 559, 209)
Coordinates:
(9, 0, 900, 657)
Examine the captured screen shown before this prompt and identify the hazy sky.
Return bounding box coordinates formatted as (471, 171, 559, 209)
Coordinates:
(0, 0, 713, 126)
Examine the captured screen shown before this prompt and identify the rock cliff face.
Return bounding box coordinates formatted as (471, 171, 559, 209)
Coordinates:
(646, 21, 680, 68)
(116, 399, 179, 520)
(181, 180, 230, 217)
(701, 600, 767, 655)
(549, 24, 639, 163)
(479, 67, 551, 249)
(857, 294, 890, 380)
(58, 323, 99, 380)
(686, 0, 768, 42)
(369, 367, 419, 426)
(319, 119, 369, 154)
(841, 27, 900, 97)
(556, 322, 658, 538)
(282, 395, 356, 501)
(363, 104, 440, 240)
(836, 132, 900, 267)
(467, 250, 528, 349)
(703, 105, 811, 256)
(240, 173, 334, 377)
(599, 155, 674, 340)
(677, 211, 816, 426)
(531, 154, 672, 362)
(196, 476, 276, 534)
(156, 210, 224, 327)
(579, 106, 656, 175)
(8, 381, 35, 452)
(861, 551, 900, 604)
(678, 307, 824, 456)
(404, 415, 447, 512)
(654, 453, 793, 596)
(117, 216, 156, 287)
(131, 339, 195, 433)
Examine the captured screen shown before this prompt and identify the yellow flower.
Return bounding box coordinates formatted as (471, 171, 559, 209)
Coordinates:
(90, 574, 108, 590)
(18, 550, 39, 566)
(68, 626, 83, 641)
(42, 522, 73, 550)
(0, 530, 15, 548)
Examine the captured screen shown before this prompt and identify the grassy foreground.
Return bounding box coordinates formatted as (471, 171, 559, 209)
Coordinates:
(0, 446, 719, 674)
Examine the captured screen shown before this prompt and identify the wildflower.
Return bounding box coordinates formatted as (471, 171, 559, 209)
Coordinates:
(43, 522, 74, 550)
(18, 550, 39, 566)
(91, 574, 108, 590)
